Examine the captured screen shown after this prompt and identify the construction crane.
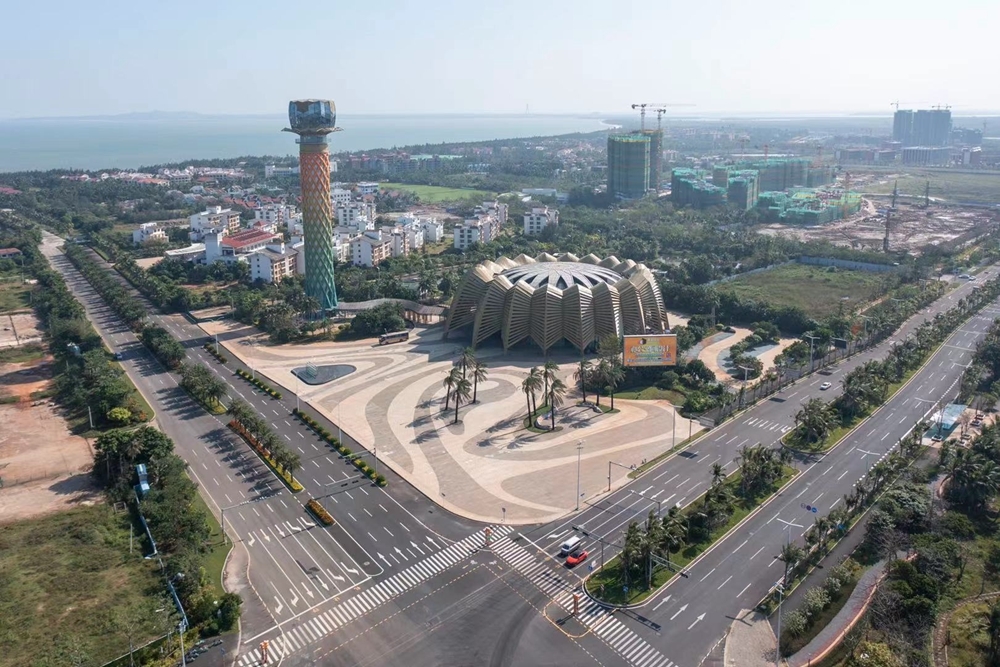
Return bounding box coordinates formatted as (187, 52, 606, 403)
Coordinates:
(932, 104, 952, 111)
(890, 100, 900, 111)
(631, 103, 694, 131)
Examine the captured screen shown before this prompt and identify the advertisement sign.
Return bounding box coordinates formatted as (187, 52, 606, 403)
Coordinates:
(623, 335, 678, 367)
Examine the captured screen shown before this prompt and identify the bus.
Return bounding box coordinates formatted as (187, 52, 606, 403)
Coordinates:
(378, 331, 409, 345)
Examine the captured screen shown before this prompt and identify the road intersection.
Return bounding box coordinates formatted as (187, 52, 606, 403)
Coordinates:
(44, 232, 999, 667)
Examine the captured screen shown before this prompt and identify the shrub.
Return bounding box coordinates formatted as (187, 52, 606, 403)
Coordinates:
(341, 446, 352, 456)
(107, 406, 132, 425)
(376, 474, 387, 486)
(823, 573, 843, 596)
(306, 498, 335, 526)
(783, 610, 808, 638)
(802, 587, 831, 618)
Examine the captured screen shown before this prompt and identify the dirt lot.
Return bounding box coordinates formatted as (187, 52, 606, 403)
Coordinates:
(0, 359, 98, 524)
(758, 200, 994, 254)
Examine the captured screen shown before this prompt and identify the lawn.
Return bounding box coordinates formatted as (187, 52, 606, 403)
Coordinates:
(0, 505, 168, 667)
(720, 263, 891, 321)
(780, 560, 863, 656)
(380, 182, 494, 204)
(862, 169, 1000, 204)
(189, 491, 231, 600)
(614, 386, 685, 403)
(0, 278, 32, 313)
(0, 342, 46, 364)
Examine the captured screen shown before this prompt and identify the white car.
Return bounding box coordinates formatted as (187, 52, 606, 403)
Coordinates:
(819, 382, 832, 390)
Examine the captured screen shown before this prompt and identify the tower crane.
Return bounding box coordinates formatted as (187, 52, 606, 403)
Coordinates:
(890, 100, 900, 111)
(932, 104, 952, 111)
(631, 103, 694, 131)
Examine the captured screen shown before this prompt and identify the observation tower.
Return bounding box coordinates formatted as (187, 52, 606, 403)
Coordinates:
(284, 99, 340, 311)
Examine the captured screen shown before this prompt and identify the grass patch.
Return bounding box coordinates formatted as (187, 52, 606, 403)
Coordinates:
(614, 386, 685, 403)
(0, 278, 32, 313)
(586, 466, 798, 605)
(521, 402, 564, 434)
(720, 263, 890, 321)
(0, 342, 46, 364)
(0, 504, 167, 667)
(380, 182, 493, 204)
(188, 491, 230, 600)
(862, 168, 1000, 203)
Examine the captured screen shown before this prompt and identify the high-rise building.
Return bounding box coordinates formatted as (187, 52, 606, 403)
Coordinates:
(284, 100, 340, 311)
(892, 110, 914, 145)
(607, 133, 650, 200)
(641, 129, 663, 191)
(894, 108, 952, 146)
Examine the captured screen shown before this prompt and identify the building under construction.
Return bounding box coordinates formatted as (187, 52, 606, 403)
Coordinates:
(641, 129, 663, 190)
(607, 133, 650, 200)
(757, 188, 862, 225)
(730, 157, 815, 191)
(671, 167, 759, 210)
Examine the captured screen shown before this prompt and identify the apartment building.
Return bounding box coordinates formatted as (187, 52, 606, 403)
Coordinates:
(350, 231, 392, 267)
(189, 206, 241, 241)
(453, 201, 508, 250)
(356, 182, 380, 196)
(253, 203, 296, 228)
(331, 188, 352, 207)
(336, 201, 378, 229)
(249, 242, 299, 284)
(523, 206, 559, 235)
(204, 228, 279, 264)
(132, 222, 168, 245)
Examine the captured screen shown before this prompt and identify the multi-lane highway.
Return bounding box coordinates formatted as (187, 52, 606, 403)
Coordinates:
(45, 230, 998, 667)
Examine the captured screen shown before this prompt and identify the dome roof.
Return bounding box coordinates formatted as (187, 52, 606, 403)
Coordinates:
(444, 254, 669, 353)
(501, 261, 623, 290)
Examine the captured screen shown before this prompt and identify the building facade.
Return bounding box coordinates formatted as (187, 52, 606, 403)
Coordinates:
(249, 243, 299, 283)
(189, 206, 241, 241)
(607, 133, 650, 200)
(523, 206, 559, 235)
(132, 222, 167, 245)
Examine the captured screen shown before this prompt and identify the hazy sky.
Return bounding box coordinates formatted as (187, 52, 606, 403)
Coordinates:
(1, 0, 994, 119)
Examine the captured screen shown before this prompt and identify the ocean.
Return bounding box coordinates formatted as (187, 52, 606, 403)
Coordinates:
(0, 114, 609, 173)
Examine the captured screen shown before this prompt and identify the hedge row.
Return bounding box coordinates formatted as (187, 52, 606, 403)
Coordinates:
(306, 498, 335, 526)
(293, 408, 387, 487)
(203, 342, 228, 364)
(235, 368, 282, 399)
(227, 420, 303, 493)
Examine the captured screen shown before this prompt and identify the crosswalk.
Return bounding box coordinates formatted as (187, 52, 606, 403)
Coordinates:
(491, 535, 681, 667)
(238, 525, 514, 666)
(745, 416, 793, 433)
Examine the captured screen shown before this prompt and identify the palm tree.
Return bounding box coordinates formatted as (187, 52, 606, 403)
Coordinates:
(593, 359, 611, 407)
(641, 510, 663, 588)
(606, 362, 625, 411)
(549, 378, 567, 430)
(793, 398, 838, 445)
(779, 542, 805, 587)
(453, 377, 472, 424)
(471, 361, 488, 403)
(204, 375, 228, 409)
(660, 507, 687, 554)
(543, 359, 559, 399)
(521, 374, 536, 425)
(621, 521, 644, 586)
(442, 367, 460, 411)
(710, 462, 726, 487)
(524, 367, 543, 417)
(459, 347, 477, 379)
(574, 358, 592, 403)
(283, 450, 301, 482)
(228, 398, 254, 426)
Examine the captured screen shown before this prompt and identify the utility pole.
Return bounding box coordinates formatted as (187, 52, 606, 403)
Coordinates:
(804, 334, 820, 373)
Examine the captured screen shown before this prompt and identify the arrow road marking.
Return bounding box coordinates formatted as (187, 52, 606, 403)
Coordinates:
(377, 553, 390, 564)
(342, 564, 359, 575)
(248, 534, 256, 547)
(411, 541, 425, 556)
(290, 592, 299, 607)
(276, 525, 285, 537)
(426, 537, 439, 548)
(670, 604, 688, 621)
(274, 598, 283, 615)
(653, 595, 672, 611)
(547, 530, 568, 540)
(304, 588, 314, 598)
(327, 569, 345, 582)
(262, 532, 271, 543)
(688, 612, 706, 630)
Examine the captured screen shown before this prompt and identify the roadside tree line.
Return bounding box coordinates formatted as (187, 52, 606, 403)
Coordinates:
(788, 277, 1000, 449)
(227, 398, 302, 485)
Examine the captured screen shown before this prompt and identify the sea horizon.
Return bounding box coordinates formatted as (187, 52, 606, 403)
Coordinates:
(0, 113, 612, 173)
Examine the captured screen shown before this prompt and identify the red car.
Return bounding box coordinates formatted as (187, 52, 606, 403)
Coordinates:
(566, 550, 589, 567)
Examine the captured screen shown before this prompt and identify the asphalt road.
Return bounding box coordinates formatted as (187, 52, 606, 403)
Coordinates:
(48, 232, 999, 667)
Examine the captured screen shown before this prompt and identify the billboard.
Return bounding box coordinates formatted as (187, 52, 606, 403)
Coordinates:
(623, 335, 678, 367)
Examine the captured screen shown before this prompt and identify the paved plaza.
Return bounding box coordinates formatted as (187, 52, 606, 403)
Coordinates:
(202, 321, 703, 524)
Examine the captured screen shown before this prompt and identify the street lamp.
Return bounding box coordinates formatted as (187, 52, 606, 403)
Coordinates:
(575, 440, 584, 511)
(857, 448, 878, 473)
(607, 460, 633, 492)
(737, 364, 753, 409)
(774, 517, 804, 667)
(803, 334, 820, 373)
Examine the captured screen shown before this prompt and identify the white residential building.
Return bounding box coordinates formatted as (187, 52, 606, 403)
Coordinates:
(204, 228, 279, 264)
(523, 206, 559, 235)
(421, 217, 444, 243)
(331, 188, 352, 207)
(132, 222, 167, 246)
(453, 202, 507, 250)
(356, 181, 379, 196)
(477, 200, 508, 226)
(249, 242, 299, 284)
(264, 165, 300, 178)
(254, 203, 295, 228)
(189, 206, 241, 241)
(336, 201, 377, 230)
(350, 231, 392, 267)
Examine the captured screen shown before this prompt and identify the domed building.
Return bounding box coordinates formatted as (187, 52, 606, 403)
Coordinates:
(443, 253, 669, 352)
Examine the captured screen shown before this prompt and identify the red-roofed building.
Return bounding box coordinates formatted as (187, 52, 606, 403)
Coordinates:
(205, 228, 279, 264)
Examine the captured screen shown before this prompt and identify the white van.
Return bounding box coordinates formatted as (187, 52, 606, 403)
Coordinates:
(559, 536, 582, 556)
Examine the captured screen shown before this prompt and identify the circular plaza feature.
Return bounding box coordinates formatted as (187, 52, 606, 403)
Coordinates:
(443, 252, 669, 352)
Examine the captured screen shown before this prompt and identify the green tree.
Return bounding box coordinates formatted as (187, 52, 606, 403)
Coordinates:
(471, 360, 488, 403)
(575, 358, 592, 403)
(443, 366, 460, 411)
(793, 398, 838, 445)
(453, 376, 472, 424)
(548, 377, 567, 430)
